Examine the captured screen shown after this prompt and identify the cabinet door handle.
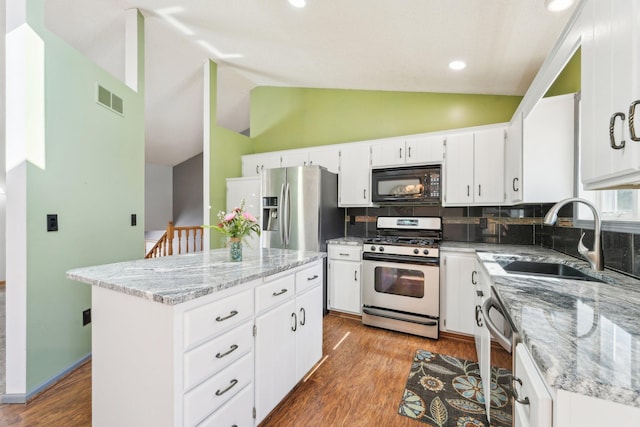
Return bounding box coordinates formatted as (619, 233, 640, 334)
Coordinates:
(478, 184, 482, 197)
(354, 270, 358, 281)
(215, 379, 238, 397)
(399, 147, 402, 159)
(509, 375, 531, 405)
(629, 100, 640, 142)
(216, 310, 238, 322)
(408, 146, 412, 158)
(471, 270, 478, 285)
(215, 344, 239, 359)
(512, 177, 519, 192)
(307, 275, 319, 281)
(255, 165, 259, 174)
(299, 307, 306, 326)
(610, 112, 626, 149)
(273, 288, 288, 297)
(467, 185, 470, 197)
(475, 305, 483, 327)
(291, 312, 297, 331)
(363, 189, 366, 200)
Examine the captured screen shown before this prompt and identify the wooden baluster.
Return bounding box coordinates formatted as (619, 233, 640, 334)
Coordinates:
(167, 222, 175, 256)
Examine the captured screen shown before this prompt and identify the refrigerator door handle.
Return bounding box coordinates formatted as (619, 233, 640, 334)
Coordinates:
(284, 182, 292, 245)
(279, 183, 286, 245)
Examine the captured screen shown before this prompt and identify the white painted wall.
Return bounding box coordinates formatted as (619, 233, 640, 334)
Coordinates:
(145, 163, 172, 232)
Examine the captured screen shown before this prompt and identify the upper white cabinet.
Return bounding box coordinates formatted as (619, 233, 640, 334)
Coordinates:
(338, 144, 374, 207)
(505, 94, 575, 204)
(580, 0, 640, 189)
(371, 135, 444, 168)
(308, 147, 339, 173)
(242, 153, 281, 176)
(443, 127, 506, 206)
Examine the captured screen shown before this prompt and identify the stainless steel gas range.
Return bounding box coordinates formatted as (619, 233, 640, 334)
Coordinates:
(361, 216, 442, 339)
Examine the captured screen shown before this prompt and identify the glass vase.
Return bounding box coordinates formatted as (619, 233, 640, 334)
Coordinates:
(229, 237, 242, 262)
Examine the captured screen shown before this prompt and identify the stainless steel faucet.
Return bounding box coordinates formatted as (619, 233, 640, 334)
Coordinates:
(543, 197, 604, 271)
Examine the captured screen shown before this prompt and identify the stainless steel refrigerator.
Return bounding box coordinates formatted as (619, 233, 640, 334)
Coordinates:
(261, 165, 344, 313)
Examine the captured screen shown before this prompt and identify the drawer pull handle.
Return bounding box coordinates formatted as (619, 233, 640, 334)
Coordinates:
(215, 379, 238, 397)
(475, 305, 483, 327)
(339, 252, 349, 256)
(510, 375, 530, 405)
(307, 275, 319, 281)
(215, 344, 239, 359)
(215, 310, 238, 322)
(273, 288, 288, 297)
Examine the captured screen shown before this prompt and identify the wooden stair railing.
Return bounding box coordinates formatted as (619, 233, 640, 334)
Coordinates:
(145, 222, 205, 259)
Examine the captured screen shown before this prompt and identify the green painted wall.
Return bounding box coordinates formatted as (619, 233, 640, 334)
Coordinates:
(207, 60, 253, 248)
(250, 87, 522, 152)
(24, 2, 145, 391)
(545, 48, 580, 97)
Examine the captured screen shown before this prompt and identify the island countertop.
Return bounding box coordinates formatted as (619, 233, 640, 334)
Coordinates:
(67, 248, 326, 305)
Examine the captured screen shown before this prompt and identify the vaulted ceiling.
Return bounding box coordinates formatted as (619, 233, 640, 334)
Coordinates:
(46, 0, 577, 166)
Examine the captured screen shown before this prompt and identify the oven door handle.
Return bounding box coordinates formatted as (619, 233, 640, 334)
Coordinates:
(362, 308, 438, 327)
(362, 253, 439, 266)
(481, 297, 511, 353)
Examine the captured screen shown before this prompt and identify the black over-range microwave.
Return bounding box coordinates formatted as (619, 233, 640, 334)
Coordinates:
(371, 165, 442, 204)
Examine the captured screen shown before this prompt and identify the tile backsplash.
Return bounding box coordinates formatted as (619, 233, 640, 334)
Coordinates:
(345, 203, 640, 279)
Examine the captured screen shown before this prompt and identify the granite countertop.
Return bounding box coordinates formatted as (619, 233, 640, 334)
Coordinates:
(67, 248, 326, 306)
(469, 244, 640, 408)
(327, 237, 365, 245)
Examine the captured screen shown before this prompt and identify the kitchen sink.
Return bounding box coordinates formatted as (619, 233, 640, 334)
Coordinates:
(501, 260, 604, 283)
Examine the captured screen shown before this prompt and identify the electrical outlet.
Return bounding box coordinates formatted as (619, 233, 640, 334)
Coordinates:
(479, 217, 488, 230)
(47, 214, 58, 232)
(131, 214, 137, 226)
(82, 308, 91, 326)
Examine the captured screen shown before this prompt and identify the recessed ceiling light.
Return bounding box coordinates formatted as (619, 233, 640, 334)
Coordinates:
(449, 60, 466, 71)
(544, 0, 574, 12)
(289, 0, 306, 8)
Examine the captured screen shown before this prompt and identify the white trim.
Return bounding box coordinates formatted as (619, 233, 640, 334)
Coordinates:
(203, 61, 211, 249)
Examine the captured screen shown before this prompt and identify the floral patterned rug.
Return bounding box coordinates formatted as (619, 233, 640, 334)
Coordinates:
(398, 350, 512, 427)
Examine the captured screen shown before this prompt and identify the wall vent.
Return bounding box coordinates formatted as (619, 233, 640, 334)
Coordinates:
(96, 84, 124, 116)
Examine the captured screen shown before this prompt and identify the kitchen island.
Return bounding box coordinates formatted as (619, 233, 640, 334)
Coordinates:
(443, 242, 640, 426)
(67, 247, 326, 427)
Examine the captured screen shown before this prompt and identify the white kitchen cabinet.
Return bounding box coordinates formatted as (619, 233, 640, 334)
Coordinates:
(328, 243, 362, 314)
(308, 147, 339, 173)
(254, 261, 323, 424)
(554, 389, 640, 427)
(338, 144, 374, 207)
(513, 343, 553, 427)
(370, 135, 444, 168)
(443, 127, 505, 206)
(505, 94, 575, 204)
(440, 251, 477, 336)
(242, 153, 281, 177)
(580, 0, 640, 189)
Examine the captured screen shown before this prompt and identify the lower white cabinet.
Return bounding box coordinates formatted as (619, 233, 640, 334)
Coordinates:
(254, 262, 324, 424)
(514, 343, 553, 427)
(327, 243, 362, 314)
(441, 251, 477, 335)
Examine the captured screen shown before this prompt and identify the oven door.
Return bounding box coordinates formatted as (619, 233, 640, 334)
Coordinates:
(361, 257, 439, 338)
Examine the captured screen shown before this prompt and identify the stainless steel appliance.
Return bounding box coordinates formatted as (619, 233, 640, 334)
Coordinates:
(362, 216, 442, 338)
(261, 165, 344, 312)
(371, 165, 441, 204)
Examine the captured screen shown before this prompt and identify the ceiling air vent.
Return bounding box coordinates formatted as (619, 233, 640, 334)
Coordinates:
(96, 84, 124, 116)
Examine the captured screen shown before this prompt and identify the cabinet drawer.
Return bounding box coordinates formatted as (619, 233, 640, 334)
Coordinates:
(256, 274, 295, 313)
(184, 321, 253, 391)
(328, 244, 362, 261)
(514, 343, 552, 427)
(296, 262, 323, 294)
(184, 352, 253, 426)
(199, 384, 254, 427)
(183, 289, 254, 349)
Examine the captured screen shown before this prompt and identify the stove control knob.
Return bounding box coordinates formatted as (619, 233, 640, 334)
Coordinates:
(370, 245, 376, 251)
(413, 248, 419, 255)
(423, 249, 430, 255)
(379, 246, 385, 252)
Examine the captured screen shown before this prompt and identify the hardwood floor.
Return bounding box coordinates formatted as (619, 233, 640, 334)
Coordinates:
(260, 313, 511, 427)
(0, 313, 510, 426)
